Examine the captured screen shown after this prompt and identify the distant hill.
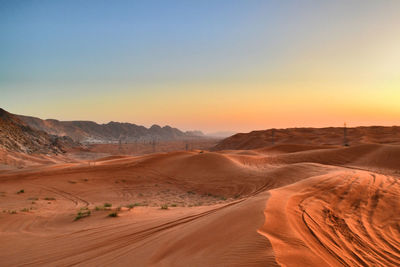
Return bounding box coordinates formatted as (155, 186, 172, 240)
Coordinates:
(17, 113, 204, 144)
(0, 108, 74, 154)
(213, 126, 400, 150)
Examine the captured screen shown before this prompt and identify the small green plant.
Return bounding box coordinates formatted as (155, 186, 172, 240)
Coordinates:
(74, 209, 91, 221)
(126, 204, 135, 209)
(170, 204, 177, 207)
(9, 210, 17, 214)
(21, 208, 29, 212)
(108, 212, 118, 217)
(17, 189, 24, 194)
(95, 203, 113, 211)
(126, 203, 145, 209)
(161, 204, 168, 210)
(44, 197, 56, 201)
(220, 196, 227, 201)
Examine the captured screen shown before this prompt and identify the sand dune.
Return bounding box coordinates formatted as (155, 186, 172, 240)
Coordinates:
(260, 170, 400, 266)
(0, 143, 399, 266)
(214, 126, 400, 150)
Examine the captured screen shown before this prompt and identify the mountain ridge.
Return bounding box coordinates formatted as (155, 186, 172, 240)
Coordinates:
(16, 113, 204, 144)
(0, 108, 74, 154)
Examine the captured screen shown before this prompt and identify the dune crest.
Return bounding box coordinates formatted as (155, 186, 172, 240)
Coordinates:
(260, 170, 400, 266)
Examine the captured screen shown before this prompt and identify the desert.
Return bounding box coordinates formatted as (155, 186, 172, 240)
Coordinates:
(1, 108, 399, 266)
(2, 1, 400, 266)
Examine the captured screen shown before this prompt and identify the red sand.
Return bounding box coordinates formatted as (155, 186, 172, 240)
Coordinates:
(0, 143, 399, 266)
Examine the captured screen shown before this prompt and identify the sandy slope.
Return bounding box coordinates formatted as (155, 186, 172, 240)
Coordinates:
(214, 126, 400, 150)
(260, 170, 400, 266)
(0, 144, 399, 266)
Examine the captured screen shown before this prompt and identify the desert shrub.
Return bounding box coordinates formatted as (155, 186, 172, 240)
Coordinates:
(108, 212, 118, 217)
(74, 210, 91, 221)
(21, 208, 29, 212)
(126, 204, 135, 209)
(44, 197, 56, 201)
(95, 203, 113, 211)
(17, 189, 24, 194)
(161, 204, 168, 210)
(170, 204, 177, 207)
(126, 202, 147, 209)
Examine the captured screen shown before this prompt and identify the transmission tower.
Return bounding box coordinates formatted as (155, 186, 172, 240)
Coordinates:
(152, 137, 156, 153)
(343, 123, 349, 146)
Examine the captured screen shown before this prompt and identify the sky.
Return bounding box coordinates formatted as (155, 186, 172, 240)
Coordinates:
(1, 0, 399, 133)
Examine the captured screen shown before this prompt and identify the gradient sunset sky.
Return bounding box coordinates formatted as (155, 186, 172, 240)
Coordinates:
(1, 1, 399, 133)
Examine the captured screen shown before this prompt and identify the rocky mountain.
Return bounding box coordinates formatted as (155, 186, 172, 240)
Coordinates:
(213, 126, 400, 150)
(17, 113, 204, 144)
(0, 108, 74, 154)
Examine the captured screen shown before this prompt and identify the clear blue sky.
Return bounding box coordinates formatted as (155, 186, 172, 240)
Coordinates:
(1, 1, 399, 132)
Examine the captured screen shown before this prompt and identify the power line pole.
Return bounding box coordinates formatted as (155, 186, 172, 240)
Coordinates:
(152, 137, 156, 153)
